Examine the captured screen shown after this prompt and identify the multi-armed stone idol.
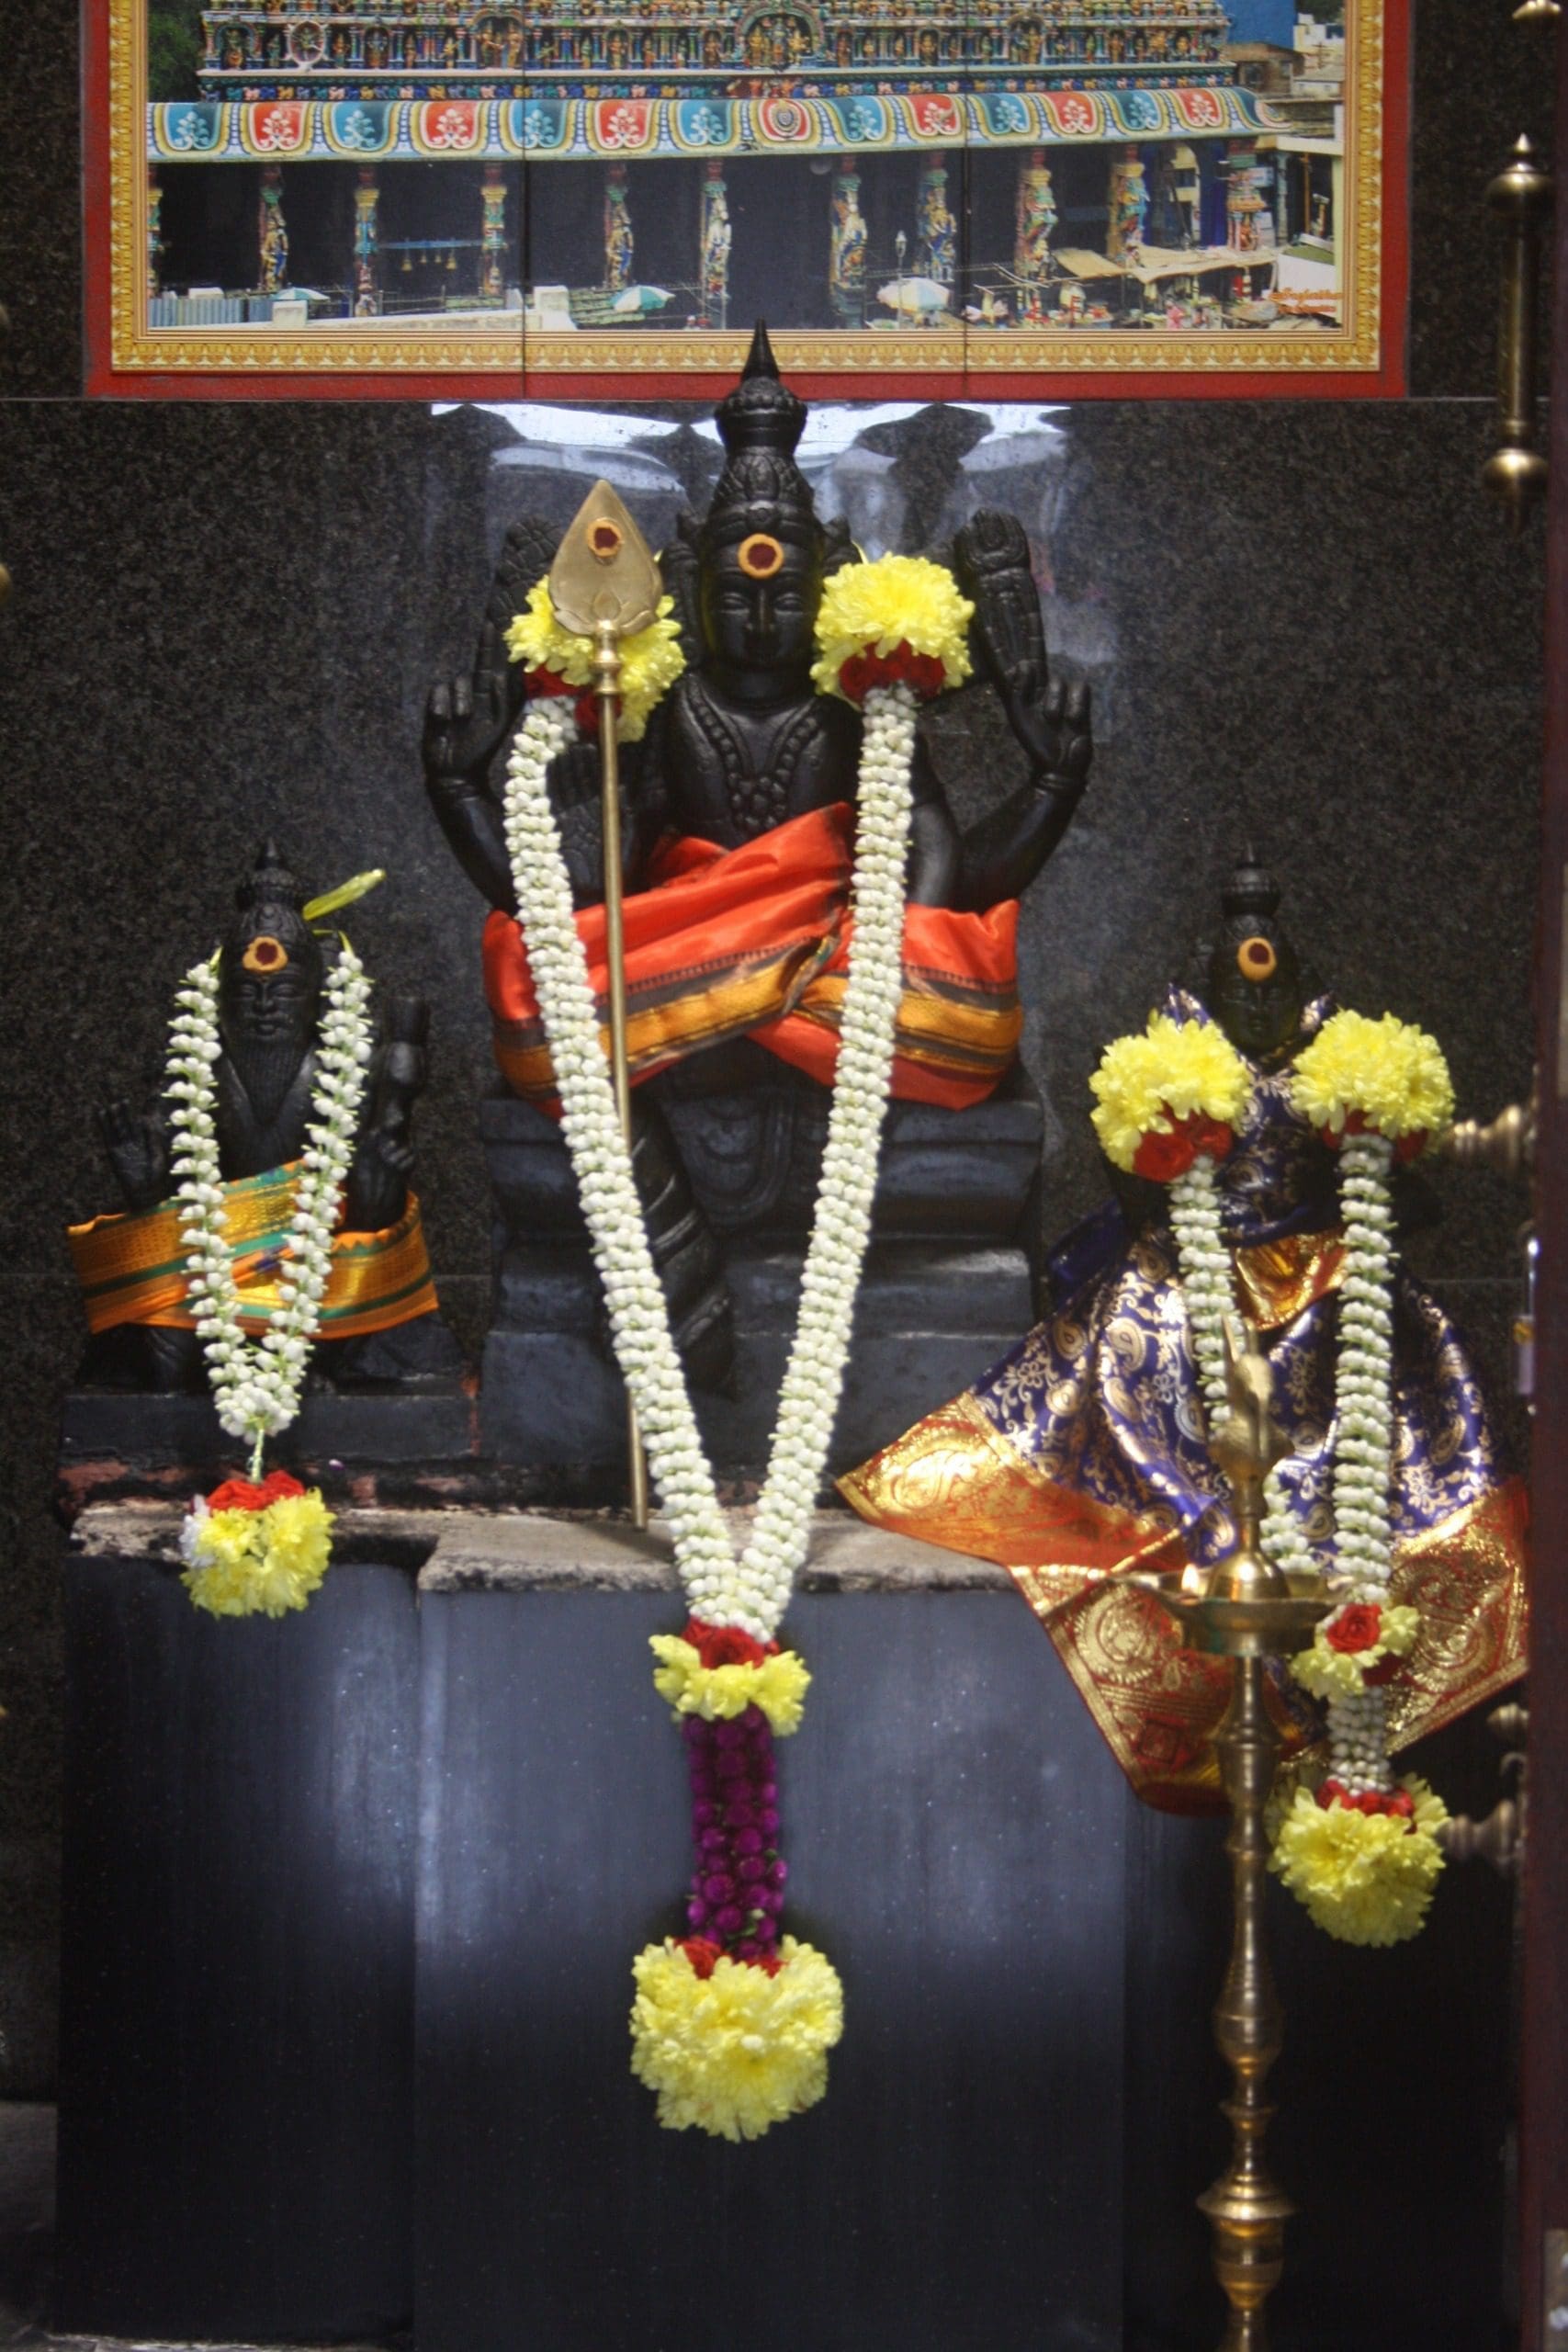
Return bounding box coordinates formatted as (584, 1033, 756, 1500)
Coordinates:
(73, 841, 458, 1396)
(423, 325, 1092, 1473)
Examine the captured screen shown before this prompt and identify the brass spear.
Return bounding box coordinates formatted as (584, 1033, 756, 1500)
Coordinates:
(549, 481, 662, 1528)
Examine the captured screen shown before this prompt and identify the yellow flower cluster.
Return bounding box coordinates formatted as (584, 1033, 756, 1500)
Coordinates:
(810, 554, 974, 699)
(1270, 1778, 1448, 1946)
(1291, 1010, 1454, 1145)
(629, 1937, 844, 2141)
(1089, 1012, 1251, 1172)
(182, 1490, 334, 1619)
(649, 1636, 811, 1736)
(504, 579, 685, 742)
(1290, 1602, 1421, 1701)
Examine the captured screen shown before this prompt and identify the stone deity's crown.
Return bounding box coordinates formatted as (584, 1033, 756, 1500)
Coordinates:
(703, 322, 821, 555)
(224, 838, 321, 979)
(1221, 845, 1280, 925)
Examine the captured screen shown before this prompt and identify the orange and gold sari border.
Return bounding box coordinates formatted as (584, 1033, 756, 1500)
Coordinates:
(69, 1180, 438, 1340)
(492, 945, 810, 1102)
(839, 1387, 1179, 1573)
(842, 1401, 1529, 1813)
(1382, 1479, 1529, 1751)
(794, 972, 1023, 1075)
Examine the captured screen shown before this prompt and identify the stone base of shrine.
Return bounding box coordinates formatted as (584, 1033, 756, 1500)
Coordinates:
(54, 1508, 1517, 2352)
(479, 1238, 1032, 1475)
(477, 1067, 1045, 1482)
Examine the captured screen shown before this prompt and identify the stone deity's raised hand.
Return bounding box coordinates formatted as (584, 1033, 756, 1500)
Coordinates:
(99, 1099, 172, 1215)
(423, 518, 560, 788)
(346, 992, 427, 1231)
(953, 510, 1093, 796)
(423, 618, 517, 787)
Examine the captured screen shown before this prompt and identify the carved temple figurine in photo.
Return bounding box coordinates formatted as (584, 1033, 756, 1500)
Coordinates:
(71, 842, 460, 1393)
(423, 324, 1092, 1470)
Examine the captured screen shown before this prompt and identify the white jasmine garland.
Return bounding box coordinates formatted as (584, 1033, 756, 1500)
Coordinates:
(165, 943, 375, 1478)
(1172, 1116, 1402, 1794)
(1168, 1155, 1229, 1426)
(502, 684, 916, 1641)
(1318, 1128, 1398, 1797)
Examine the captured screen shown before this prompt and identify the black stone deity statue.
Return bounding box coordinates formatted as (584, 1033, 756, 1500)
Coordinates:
(422, 325, 1092, 1435)
(82, 842, 459, 1393)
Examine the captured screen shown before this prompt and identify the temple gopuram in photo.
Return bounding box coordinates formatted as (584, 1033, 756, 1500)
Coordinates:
(143, 0, 1346, 337)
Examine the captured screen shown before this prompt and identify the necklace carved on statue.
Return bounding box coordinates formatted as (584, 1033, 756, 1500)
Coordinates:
(1089, 1002, 1457, 1950)
(502, 552, 973, 2139)
(165, 926, 376, 1622)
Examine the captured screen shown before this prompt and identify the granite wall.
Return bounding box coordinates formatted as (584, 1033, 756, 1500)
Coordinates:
(0, 0, 1549, 2190)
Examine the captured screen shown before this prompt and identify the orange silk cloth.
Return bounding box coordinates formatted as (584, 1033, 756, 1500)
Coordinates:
(840, 1393, 1529, 1816)
(483, 802, 1021, 1111)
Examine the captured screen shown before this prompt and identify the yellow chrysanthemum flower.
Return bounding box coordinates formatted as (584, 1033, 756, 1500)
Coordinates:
(256, 1489, 334, 1611)
(1270, 1778, 1448, 1946)
(1291, 1010, 1454, 1145)
(1089, 1012, 1251, 1172)
(629, 1937, 844, 2141)
(182, 1490, 334, 1620)
(503, 579, 685, 743)
(810, 554, 973, 700)
(649, 1636, 811, 1736)
(1290, 1600, 1420, 1699)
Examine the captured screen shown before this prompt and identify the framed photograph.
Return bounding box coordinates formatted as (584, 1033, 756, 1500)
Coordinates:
(85, 0, 1407, 398)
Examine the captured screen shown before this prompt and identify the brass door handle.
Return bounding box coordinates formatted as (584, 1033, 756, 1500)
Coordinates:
(1440, 1091, 1537, 1176)
(1483, 136, 1554, 526)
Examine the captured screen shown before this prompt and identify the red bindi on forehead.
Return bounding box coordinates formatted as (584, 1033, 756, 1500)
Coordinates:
(242, 934, 289, 976)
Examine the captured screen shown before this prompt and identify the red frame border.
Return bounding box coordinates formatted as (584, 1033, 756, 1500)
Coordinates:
(83, 0, 1409, 402)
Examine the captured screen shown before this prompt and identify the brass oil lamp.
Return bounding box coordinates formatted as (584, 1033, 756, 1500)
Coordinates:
(1135, 1315, 1331, 2351)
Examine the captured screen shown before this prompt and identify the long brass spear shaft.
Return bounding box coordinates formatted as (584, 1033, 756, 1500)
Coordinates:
(594, 618, 650, 1529)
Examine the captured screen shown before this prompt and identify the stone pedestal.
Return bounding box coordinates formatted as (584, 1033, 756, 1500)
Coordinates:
(54, 1508, 1515, 2352)
(55, 1506, 426, 2346)
(414, 1517, 1126, 2352)
(479, 1066, 1044, 1479)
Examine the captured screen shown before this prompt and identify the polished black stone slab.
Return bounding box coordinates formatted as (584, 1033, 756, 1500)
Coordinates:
(55, 1549, 422, 2346)
(58, 1380, 478, 1512)
(415, 1584, 1129, 2352)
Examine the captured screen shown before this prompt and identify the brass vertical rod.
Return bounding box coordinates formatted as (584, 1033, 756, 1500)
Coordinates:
(1483, 136, 1553, 523)
(1199, 1653, 1294, 2351)
(594, 617, 649, 1530)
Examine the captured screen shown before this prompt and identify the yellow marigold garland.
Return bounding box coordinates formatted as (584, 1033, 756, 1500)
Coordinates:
(181, 1487, 334, 1619)
(629, 1936, 845, 2141)
(1290, 1009, 1454, 1145)
(1270, 1778, 1448, 1947)
(1089, 1012, 1250, 1173)
(504, 578, 685, 742)
(810, 553, 974, 701)
(649, 1636, 812, 1736)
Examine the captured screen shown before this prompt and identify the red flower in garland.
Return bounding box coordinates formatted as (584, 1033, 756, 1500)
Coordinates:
(837, 641, 948, 707)
(1131, 1113, 1236, 1183)
(1317, 1780, 1416, 1821)
(1325, 1602, 1383, 1656)
(525, 664, 603, 739)
(1318, 1109, 1428, 1164)
(205, 1468, 307, 1515)
(682, 1617, 781, 1670)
